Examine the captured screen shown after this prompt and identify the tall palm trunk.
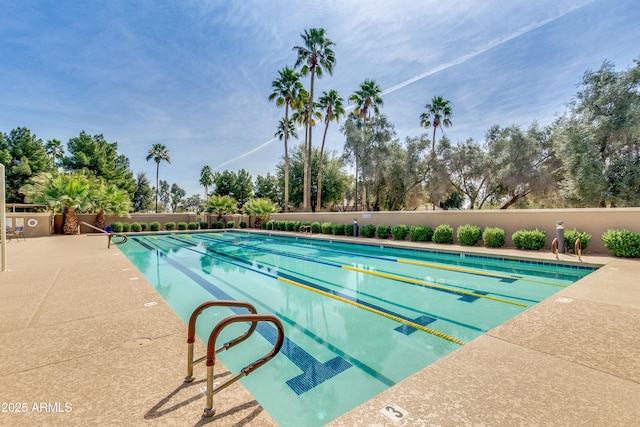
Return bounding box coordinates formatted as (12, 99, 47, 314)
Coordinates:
(315, 122, 330, 212)
(95, 210, 105, 230)
(155, 162, 160, 213)
(283, 104, 290, 213)
(304, 70, 316, 212)
(63, 208, 79, 235)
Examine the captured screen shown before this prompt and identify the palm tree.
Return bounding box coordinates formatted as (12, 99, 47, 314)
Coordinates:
(349, 79, 384, 211)
(293, 28, 336, 211)
(315, 89, 345, 211)
(145, 144, 171, 213)
(243, 197, 280, 228)
(269, 67, 304, 213)
(45, 139, 64, 165)
(205, 195, 238, 221)
(20, 171, 95, 234)
(420, 96, 453, 153)
(92, 181, 132, 229)
(199, 165, 213, 199)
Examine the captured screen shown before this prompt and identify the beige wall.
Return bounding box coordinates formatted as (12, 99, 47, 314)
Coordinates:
(5, 213, 53, 238)
(271, 208, 640, 254)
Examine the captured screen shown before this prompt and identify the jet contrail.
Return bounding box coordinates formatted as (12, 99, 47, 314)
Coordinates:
(213, 2, 591, 171)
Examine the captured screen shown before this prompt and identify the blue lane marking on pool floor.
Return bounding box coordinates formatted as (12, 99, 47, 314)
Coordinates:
(133, 237, 355, 394)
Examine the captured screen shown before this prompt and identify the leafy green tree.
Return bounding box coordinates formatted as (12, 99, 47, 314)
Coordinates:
(442, 138, 496, 209)
(145, 143, 171, 213)
(269, 66, 304, 212)
(212, 170, 236, 197)
(132, 172, 154, 212)
(315, 89, 346, 211)
(170, 183, 186, 212)
(278, 144, 348, 211)
(349, 79, 384, 210)
(420, 96, 453, 153)
(63, 131, 136, 196)
(487, 123, 560, 209)
(234, 169, 253, 210)
(4, 127, 53, 203)
(294, 28, 336, 211)
(554, 59, 640, 206)
(20, 171, 94, 234)
(182, 194, 203, 213)
(199, 165, 213, 199)
(159, 180, 171, 210)
(254, 173, 281, 206)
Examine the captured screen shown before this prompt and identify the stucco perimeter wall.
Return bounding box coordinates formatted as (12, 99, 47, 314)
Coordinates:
(57, 213, 199, 234)
(5, 212, 54, 237)
(272, 208, 640, 254)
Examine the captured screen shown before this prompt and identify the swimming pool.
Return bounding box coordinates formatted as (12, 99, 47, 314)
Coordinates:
(118, 231, 597, 426)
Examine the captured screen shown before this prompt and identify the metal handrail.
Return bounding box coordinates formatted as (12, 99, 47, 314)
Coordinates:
(184, 300, 257, 383)
(551, 237, 559, 260)
(78, 221, 128, 248)
(575, 238, 582, 262)
(203, 313, 284, 417)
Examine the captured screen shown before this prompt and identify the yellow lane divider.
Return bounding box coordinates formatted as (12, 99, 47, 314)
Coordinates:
(397, 259, 567, 288)
(342, 266, 527, 308)
(277, 277, 465, 346)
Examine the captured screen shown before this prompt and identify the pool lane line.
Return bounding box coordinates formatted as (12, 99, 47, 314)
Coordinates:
(192, 233, 529, 307)
(342, 266, 527, 308)
(396, 259, 567, 287)
(276, 276, 465, 346)
(226, 232, 572, 287)
(163, 235, 466, 345)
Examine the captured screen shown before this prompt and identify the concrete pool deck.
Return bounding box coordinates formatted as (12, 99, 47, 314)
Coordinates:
(0, 233, 638, 426)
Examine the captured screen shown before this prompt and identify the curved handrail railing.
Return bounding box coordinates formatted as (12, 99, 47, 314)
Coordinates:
(184, 300, 257, 382)
(79, 221, 128, 248)
(575, 238, 582, 262)
(551, 237, 559, 260)
(203, 313, 284, 417)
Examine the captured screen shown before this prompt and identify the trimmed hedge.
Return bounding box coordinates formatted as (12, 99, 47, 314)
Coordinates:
(360, 224, 377, 238)
(457, 224, 481, 246)
(564, 229, 591, 252)
(239, 221, 247, 229)
(512, 229, 546, 250)
(321, 222, 333, 234)
(602, 229, 640, 258)
(188, 222, 199, 230)
(199, 221, 209, 230)
(391, 224, 409, 241)
(433, 224, 454, 244)
(110, 222, 123, 233)
(122, 222, 131, 232)
(226, 221, 235, 229)
(376, 225, 391, 239)
(149, 221, 161, 231)
(332, 224, 345, 235)
(165, 222, 176, 231)
(130, 222, 142, 232)
(409, 225, 433, 242)
(311, 222, 322, 234)
(140, 222, 148, 231)
(344, 223, 354, 236)
(210, 221, 225, 229)
(483, 227, 506, 248)
(177, 222, 188, 230)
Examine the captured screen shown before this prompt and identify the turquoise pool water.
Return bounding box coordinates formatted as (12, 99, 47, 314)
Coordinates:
(118, 231, 596, 426)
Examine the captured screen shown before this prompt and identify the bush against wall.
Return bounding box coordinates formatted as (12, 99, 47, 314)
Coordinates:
(360, 224, 377, 238)
(457, 224, 482, 246)
(409, 225, 433, 242)
(110, 222, 124, 232)
(149, 221, 161, 231)
(482, 227, 506, 248)
(602, 229, 640, 257)
(391, 225, 409, 240)
(332, 224, 345, 235)
(321, 222, 333, 234)
(165, 222, 176, 231)
(130, 222, 142, 232)
(376, 225, 391, 239)
(433, 224, 454, 244)
(564, 229, 591, 252)
(512, 229, 546, 250)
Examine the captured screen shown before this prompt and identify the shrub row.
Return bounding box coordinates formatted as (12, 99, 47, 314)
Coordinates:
(109, 221, 235, 232)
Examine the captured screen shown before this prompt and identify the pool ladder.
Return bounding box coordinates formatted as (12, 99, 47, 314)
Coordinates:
(184, 300, 285, 417)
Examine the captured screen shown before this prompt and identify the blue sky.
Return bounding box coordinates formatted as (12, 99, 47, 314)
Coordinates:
(2, 0, 639, 197)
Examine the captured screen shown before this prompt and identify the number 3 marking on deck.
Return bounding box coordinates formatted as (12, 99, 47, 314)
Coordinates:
(385, 405, 404, 418)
